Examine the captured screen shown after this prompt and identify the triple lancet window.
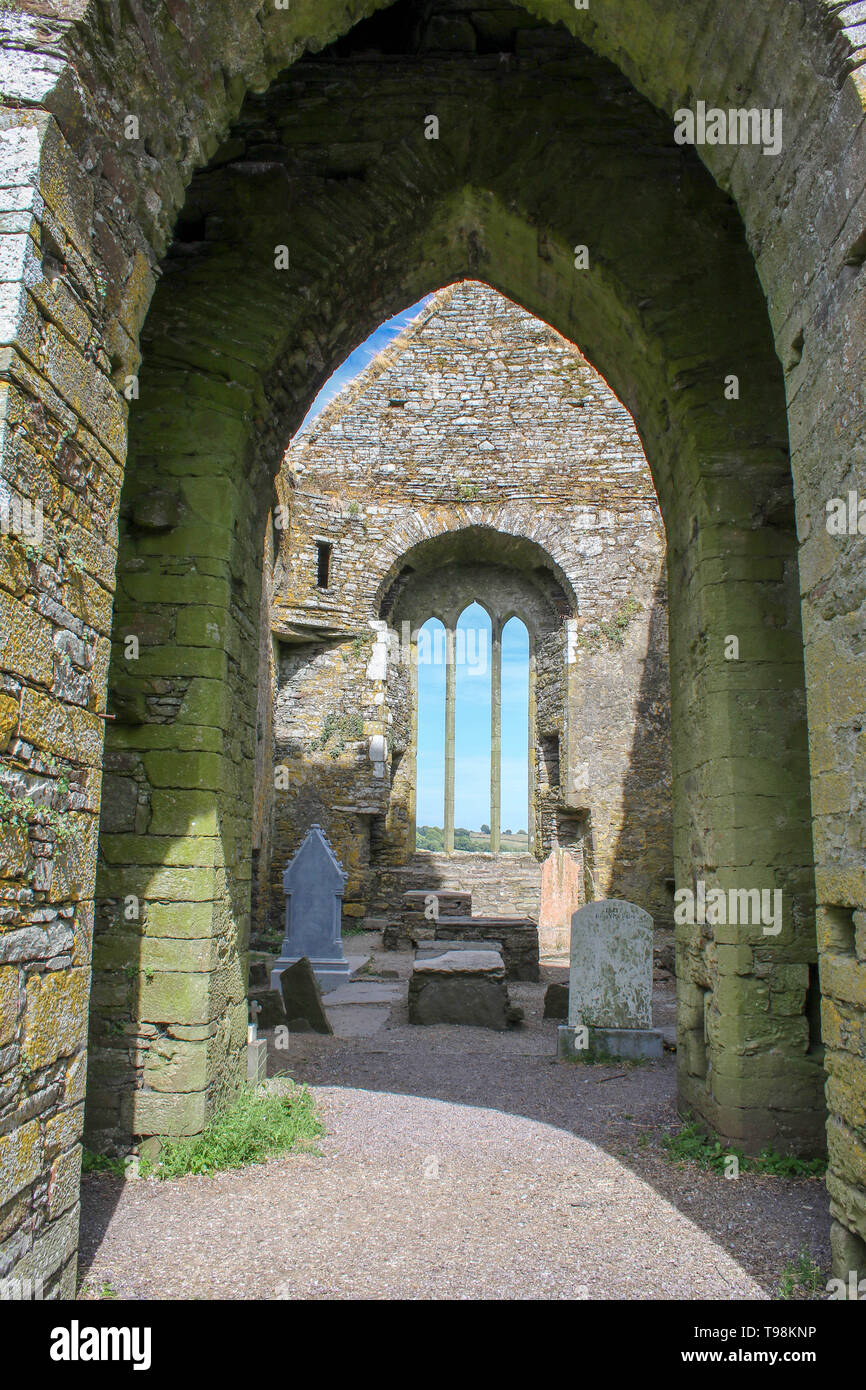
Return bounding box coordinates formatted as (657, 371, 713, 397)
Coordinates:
(415, 603, 529, 853)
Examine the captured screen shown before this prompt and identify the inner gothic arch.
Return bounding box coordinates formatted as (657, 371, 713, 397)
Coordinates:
(2, 0, 865, 1291)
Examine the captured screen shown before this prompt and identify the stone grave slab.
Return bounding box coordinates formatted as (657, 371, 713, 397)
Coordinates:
(321, 981, 403, 1006)
(414, 937, 503, 959)
(408, 949, 521, 1029)
(431, 917, 539, 981)
(248, 988, 286, 1031)
(543, 981, 569, 1019)
(402, 890, 472, 918)
(327, 1006, 393, 1038)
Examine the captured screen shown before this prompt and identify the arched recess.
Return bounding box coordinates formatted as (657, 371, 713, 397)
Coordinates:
(2, 0, 864, 1286)
(384, 528, 572, 866)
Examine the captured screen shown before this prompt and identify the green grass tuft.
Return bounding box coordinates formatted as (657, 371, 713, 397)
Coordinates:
(144, 1082, 323, 1180)
(663, 1120, 826, 1177)
(777, 1249, 826, 1300)
(82, 1150, 127, 1177)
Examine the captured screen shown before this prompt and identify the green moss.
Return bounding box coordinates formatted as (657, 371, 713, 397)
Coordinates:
(0, 785, 76, 846)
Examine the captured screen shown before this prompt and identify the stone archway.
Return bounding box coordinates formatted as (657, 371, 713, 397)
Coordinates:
(85, 20, 817, 1156)
(2, 0, 864, 1290)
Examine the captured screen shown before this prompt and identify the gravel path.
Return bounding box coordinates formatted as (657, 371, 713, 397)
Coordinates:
(78, 973, 830, 1300)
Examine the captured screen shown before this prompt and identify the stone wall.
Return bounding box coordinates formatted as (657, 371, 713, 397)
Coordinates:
(267, 281, 673, 936)
(374, 852, 543, 920)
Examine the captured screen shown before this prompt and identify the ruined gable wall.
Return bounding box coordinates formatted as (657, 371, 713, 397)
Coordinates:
(269, 281, 673, 934)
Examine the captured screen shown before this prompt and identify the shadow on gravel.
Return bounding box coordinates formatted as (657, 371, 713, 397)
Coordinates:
(266, 978, 830, 1297)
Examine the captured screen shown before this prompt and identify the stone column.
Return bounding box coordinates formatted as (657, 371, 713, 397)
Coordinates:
(490, 619, 502, 854)
(444, 627, 456, 853)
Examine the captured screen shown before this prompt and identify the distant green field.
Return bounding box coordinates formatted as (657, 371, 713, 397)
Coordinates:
(416, 825, 529, 853)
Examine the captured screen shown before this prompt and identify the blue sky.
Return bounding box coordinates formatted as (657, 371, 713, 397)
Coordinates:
(417, 607, 530, 832)
(297, 294, 435, 433)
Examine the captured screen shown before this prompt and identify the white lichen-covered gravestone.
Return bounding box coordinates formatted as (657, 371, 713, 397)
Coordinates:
(557, 899, 663, 1061)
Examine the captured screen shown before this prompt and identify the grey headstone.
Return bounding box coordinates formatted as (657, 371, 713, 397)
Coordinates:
(568, 899, 653, 1030)
(270, 825, 351, 994)
(278, 957, 333, 1034)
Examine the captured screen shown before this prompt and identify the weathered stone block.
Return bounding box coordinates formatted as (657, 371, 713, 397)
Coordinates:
(0, 966, 19, 1047)
(48, 1144, 82, 1220)
(22, 968, 88, 1070)
(130, 1088, 206, 1137)
(408, 949, 519, 1029)
(0, 1118, 40, 1206)
(543, 981, 568, 1019)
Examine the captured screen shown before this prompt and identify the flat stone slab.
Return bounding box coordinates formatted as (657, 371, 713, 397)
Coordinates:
(403, 890, 471, 917)
(415, 938, 502, 959)
(321, 982, 403, 1005)
(326, 1005, 393, 1038)
(557, 1024, 664, 1062)
(431, 917, 539, 982)
(408, 949, 522, 1029)
(413, 949, 505, 976)
(271, 956, 350, 995)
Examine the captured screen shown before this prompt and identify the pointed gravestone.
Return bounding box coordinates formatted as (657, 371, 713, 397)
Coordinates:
(557, 898, 663, 1060)
(269, 825, 350, 994)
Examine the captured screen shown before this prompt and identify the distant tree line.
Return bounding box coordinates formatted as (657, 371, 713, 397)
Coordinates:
(416, 825, 527, 852)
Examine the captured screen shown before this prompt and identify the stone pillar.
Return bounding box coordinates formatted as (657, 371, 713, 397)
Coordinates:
(490, 620, 502, 854)
(444, 627, 456, 853)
